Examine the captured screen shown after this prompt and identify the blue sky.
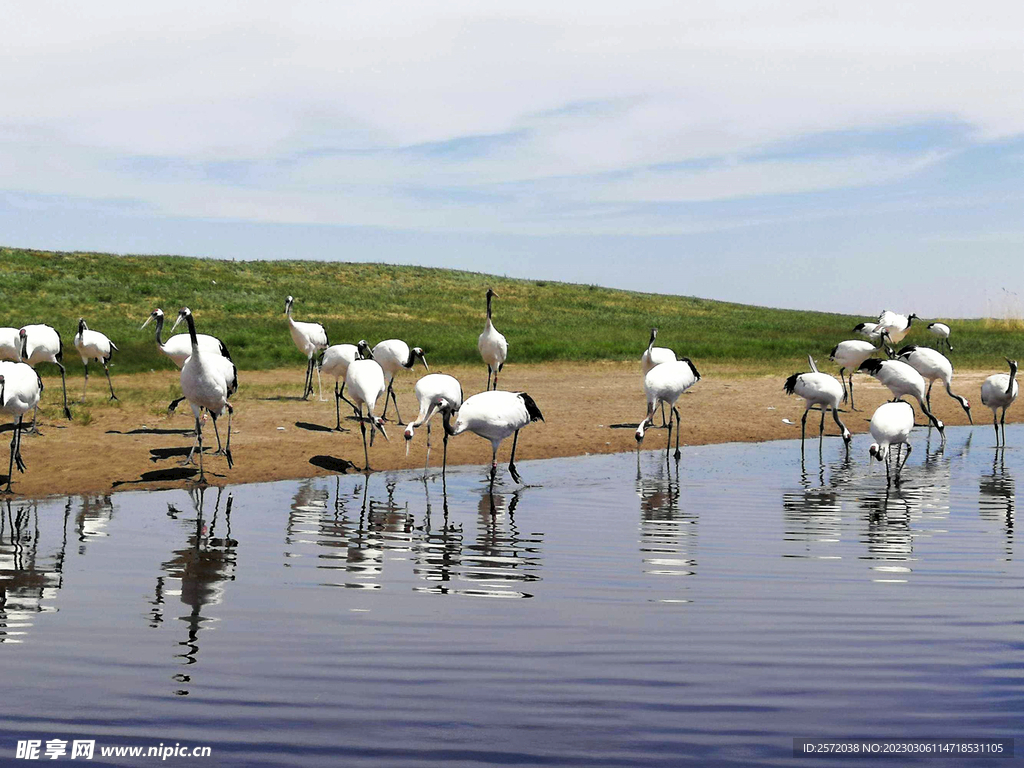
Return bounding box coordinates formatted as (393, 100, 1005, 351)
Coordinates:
(2, 1, 1022, 317)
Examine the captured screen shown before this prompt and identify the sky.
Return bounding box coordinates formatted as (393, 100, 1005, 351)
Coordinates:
(1, 1, 1022, 317)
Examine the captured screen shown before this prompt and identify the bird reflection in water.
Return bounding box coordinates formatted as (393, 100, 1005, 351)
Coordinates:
(75, 495, 114, 554)
(979, 448, 1014, 558)
(415, 476, 464, 592)
(636, 460, 698, 588)
(461, 488, 540, 598)
(0, 498, 70, 643)
(782, 454, 851, 559)
(150, 486, 237, 695)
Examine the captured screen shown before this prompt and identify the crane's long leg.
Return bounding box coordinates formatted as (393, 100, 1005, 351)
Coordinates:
(103, 361, 118, 401)
(493, 368, 499, 391)
(4, 418, 17, 492)
(425, 420, 432, 473)
(382, 381, 392, 420)
(490, 444, 498, 486)
(195, 415, 206, 484)
(508, 430, 522, 484)
(486, 367, 492, 392)
(13, 416, 25, 473)
(800, 408, 809, 454)
(315, 361, 324, 402)
(672, 406, 681, 460)
(926, 380, 934, 411)
(82, 362, 89, 403)
(1001, 407, 1008, 446)
(665, 407, 673, 458)
(211, 414, 225, 454)
(358, 406, 370, 472)
(819, 408, 826, 444)
(442, 430, 449, 478)
(885, 451, 892, 487)
(849, 372, 857, 412)
(386, 381, 404, 425)
(224, 405, 234, 469)
(993, 410, 1000, 446)
(896, 442, 912, 485)
(660, 402, 668, 428)
(335, 382, 342, 430)
(838, 367, 848, 405)
(58, 361, 71, 420)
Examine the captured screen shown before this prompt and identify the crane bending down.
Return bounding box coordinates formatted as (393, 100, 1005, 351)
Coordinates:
(344, 358, 390, 471)
(868, 400, 915, 487)
(372, 339, 428, 425)
(318, 340, 372, 430)
(171, 308, 237, 483)
(857, 358, 945, 438)
(478, 288, 508, 391)
(635, 358, 701, 460)
(0, 361, 42, 493)
(404, 373, 464, 474)
(640, 328, 678, 427)
(442, 390, 544, 485)
(285, 296, 329, 400)
(783, 355, 852, 454)
(19, 325, 71, 430)
(73, 318, 119, 402)
(894, 345, 972, 423)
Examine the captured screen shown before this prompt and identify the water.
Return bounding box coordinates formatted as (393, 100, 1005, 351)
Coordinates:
(1, 427, 1021, 766)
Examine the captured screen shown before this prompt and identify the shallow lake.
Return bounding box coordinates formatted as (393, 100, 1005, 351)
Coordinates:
(1, 426, 1021, 766)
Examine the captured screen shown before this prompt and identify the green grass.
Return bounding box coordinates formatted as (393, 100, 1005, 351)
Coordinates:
(1, 246, 1020, 376)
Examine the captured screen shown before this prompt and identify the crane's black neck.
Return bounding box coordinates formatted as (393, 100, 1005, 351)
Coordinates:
(20, 334, 28, 360)
(404, 349, 416, 368)
(152, 314, 166, 346)
(185, 313, 199, 351)
(486, 292, 493, 320)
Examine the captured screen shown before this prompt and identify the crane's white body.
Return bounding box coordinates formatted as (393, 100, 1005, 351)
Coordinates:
(0, 328, 20, 362)
(478, 289, 508, 391)
(858, 358, 944, 435)
(19, 324, 71, 425)
(636, 359, 701, 458)
(895, 345, 971, 421)
(345, 358, 390, 469)
(875, 310, 917, 345)
(444, 390, 543, 484)
(0, 360, 43, 492)
(173, 308, 238, 481)
(285, 296, 328, 400)
(372, 339, 427, 424)
(869, 400, 915, 486)
(829, 339, 882, 410)
(981, 361, 1019, 446)
(143, 309, 229, 369)
(853, 321, 883, 341)
(783, 362, 851, 452)
(74, 319, 119, 401)
(319, 341, 371, 430)
(928, 322, 953, 351)
(404, 373, 464, 472)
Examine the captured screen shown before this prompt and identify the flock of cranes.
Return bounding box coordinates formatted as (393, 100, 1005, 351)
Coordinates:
(0, 299, 1017, 495)
(785, 309, 1018, 487)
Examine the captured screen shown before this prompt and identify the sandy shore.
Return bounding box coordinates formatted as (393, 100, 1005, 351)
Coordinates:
(1, 360, 1000, 498)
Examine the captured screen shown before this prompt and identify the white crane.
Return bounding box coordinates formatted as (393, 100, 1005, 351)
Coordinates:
(0, 361, 42, 493)
(318, 340, 372, 430)
(640, 328, 678, 427)
(857, 358, 944, 436)
(852, 321, 883, 342)
(894, 345, 972, 423)
(285, 295, 329, 400)
(635, 358, 701, 460)
(404, 373, 464, 473)
(344, 358, 390, 471)
(372, 339, 428, 425)
(783, 355, 852, 453)
(868, 400, 916, 487)
(828, 332, 892, 411)
(928, 322, 953, 352)
(441, 390, 544, 485)
(875, 310, 918, 345)
(170, 308, 238, 483)
(981, 359, 1019, 446)
(0, 328, 20, 362)
(19, 325, 71, 427)
(141, 308, 232, 412)
(478, 288, 508, 391)
(73, 318, 119, 402)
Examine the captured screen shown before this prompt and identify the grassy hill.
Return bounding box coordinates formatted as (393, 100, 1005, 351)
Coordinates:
(0, 246, 1018, 375)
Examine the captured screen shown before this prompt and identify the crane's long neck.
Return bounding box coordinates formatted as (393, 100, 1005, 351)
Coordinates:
(404, 349, 415, 368)
(647, 329, 656, 355)
(21, 334, 28, 360)
(154, 313, 169, 347)
(185, 313, 199, 354)
(1008, 364, 1018, 396)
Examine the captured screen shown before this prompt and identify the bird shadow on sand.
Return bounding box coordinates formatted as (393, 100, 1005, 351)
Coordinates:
(149, 446, 205, 462)
(259, 395, 308, 402)
(106, 427, 193, 436)
(112, 467, 206, 487)
(296, 421, 333, 433)
(309, 455, 357, 474)
(609, 423, 670, 429)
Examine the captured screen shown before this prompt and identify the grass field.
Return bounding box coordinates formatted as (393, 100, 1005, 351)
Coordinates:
(1, 246, 1019, 376)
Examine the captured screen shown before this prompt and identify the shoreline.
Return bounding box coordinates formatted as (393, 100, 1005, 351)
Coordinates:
(5, 361, 998, 499)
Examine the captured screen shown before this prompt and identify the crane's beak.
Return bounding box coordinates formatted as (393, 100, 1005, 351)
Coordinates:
(140, 315, 153, 331)
(965, 406, 974, 425)
(170, 314, 184, 333)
